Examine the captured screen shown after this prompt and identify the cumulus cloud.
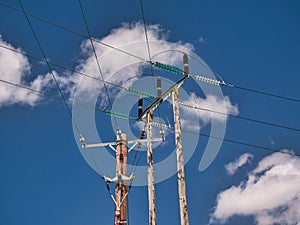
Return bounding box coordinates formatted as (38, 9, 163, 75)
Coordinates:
(225, 153, 253, 175)
(210, 151, 300, 225)
(74, 22, 194, 106)
(1, 21, 237, 125)
(0, 22, 195, 109)
(181, 118, 201, 132)
(179, 93, 238, 131)
(0, 36, 53, 106)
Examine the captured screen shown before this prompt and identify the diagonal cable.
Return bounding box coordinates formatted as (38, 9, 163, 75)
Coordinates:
(78, 0, 118, 128)
(138, 0, 157, 94)
(178, 102, 300, 133)
(0, 1, 147, 63)
(17, 0, 81, 135)
(1, 40, 299, 134)
(139, 0, 152, 64)
(0, 43, 155, 99)
(1, 77, 300, 159)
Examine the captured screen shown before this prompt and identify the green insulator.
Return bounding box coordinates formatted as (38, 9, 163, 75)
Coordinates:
(154, 62, 182, 75)
(104, 109, 130, 120)
(126, 87, 152, 98)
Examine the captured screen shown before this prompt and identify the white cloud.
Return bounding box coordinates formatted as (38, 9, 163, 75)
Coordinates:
(74, 22, 194, 106)
(225, 153, 253, 175)
(0, 22, 195, 109)
(180, 93, 239, 129)
(1, 22, 229, 118)
(181, 118, 201, 132)
(210, 150, 300, 225)
(0, 36, 54, 107)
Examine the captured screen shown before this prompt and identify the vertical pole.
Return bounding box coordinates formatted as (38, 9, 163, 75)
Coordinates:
(172, 53, 190, 225)
(147, 110, 157, 225)
(157, 77, 162, 98)
(138, 97, 143, 117)
(115, 133, 128, 225)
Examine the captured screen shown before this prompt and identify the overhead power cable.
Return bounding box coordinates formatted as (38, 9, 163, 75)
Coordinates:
(17, 0, 81, 135)
(1, 77, 299, 159)
(1, 70, 300, 135)
(0, 78, 147, 121)
(2, 0, 299, 104)
(1, 41, 299, 134)
(0, 78, 63, 101)
(139, 0, 152, 64)
(0, 44, 155, 99)
(78, 0, 119, 128)
(1, 0, 299, 104)
(179, 128, 300, 158)
(230, 84, 300, 103)
(152, 50, 300, 103)
(0, 78, 111, 115)
(138, 0, 157, 97)
(101, 110, 300, 158)
(193, 73, 300, 103)
(1, 3, 299, 157)
(0, 1, 147, 62)
(178, 102, 300, 133)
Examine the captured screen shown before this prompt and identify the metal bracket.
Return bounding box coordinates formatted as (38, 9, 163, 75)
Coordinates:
(80, 137, 164, 150)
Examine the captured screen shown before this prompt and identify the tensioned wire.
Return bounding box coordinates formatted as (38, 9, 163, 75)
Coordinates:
(151, 50, 300, 103)
(78, 0, 119, 128)
(0, 44, 154, 99)
(10, 2, 299, 222)
(16, 2, 114, 198)
(0, 1, 147, 62)
(1, 78, 299, 159)
(17, 0, 81, 136)
(1, 44, 299, 134)
(5, 0, 300, 184)
(1, 1, 299, 103)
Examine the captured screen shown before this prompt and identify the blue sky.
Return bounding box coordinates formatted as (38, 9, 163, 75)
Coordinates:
(1, 1, 300, 225)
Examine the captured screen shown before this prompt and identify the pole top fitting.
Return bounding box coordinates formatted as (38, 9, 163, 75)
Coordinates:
(116, 131, 128, 144)
(79, 134, 86, 148)
(116, 128, 122, 136)
(146, 109, 153, 123)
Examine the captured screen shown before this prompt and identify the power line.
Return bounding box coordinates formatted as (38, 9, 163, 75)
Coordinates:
(195, 73, 300, 103)
(151, 50, 300, 104)
(2, 0, 299, 105)
(1, 41, 299, 135)
(1, 2, 299, 158)
(0, 1, 147, 62)
(0, 78, 62, 100)
(78, 0, 119, 128)
(178, 102, 300, 133)
(1, 65, 300, 138)
(138, 0, 157, 100)
(180, 127, 300, 158)
(230, 84, 300, 103)
(0, 78, 108, 113)
(139, 0, 152, 64)
(121, 117, 300, 159)
(0, 77, 153, 178)
(17, 0, 81, 135)
(1, 77, 299, 159)
(0, 43, 155, 99)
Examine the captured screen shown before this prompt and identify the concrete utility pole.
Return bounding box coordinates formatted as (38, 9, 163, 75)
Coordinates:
(146, 109, 157, 225)
(172, 54, 190, 225)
